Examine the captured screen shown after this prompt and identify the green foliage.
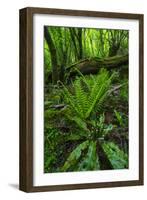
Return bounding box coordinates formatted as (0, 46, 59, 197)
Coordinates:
(61, 69, 116, 144)
(90, 113, 113, 139)
(77, 141, 100, 171)
(69, 116, 89, 132)
(44, 40, 52, 83)
(114, 110, 123, 127)
(120, 81, 128, 101)
(62, 69, 116, 120)
(61, 140, 89, 172)
(61, 140, 100, 172)
(44, 27, 128, 85)
(102, 142, 128, 169)
(114, 109, 128, 128)
(44, 27, 129, 173)
(44, 128, 60, 172)
(44, 72, 128, 172)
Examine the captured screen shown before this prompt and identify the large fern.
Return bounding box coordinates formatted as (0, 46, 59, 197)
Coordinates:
(59, 69, 128, 172)
(62, 69, 116, 120)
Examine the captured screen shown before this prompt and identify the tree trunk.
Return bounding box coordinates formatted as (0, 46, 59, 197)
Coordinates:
(44, 27, 59, 84)
(69, 28, 79, 60)
(78, 29, 83, 59)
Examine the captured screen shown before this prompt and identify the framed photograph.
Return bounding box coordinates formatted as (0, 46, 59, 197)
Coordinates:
(19, 7, 144, 192)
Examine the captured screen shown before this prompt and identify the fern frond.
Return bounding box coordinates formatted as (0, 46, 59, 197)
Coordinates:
(85, 70, 115, 118)
(62, 69, 116, 122)
(74, 79, 89, 116)
(62, 84, 83, 118)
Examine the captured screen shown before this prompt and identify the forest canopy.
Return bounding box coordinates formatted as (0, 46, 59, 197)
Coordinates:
(44, 26, 129, 173)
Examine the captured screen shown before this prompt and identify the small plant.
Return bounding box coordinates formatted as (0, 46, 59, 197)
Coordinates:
(90, 113, 113, 140)
(120, 80, 128, 101)
(114, 109, 128, 128)
(114, 110, 123, 127)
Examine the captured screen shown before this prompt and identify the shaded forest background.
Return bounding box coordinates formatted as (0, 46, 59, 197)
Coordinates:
(44, 26, 129, 173)
(44, 27, 128, 85)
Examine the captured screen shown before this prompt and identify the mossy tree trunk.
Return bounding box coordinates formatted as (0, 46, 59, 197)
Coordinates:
(44, 27, 59, 84)
(67, 54, 128, 78)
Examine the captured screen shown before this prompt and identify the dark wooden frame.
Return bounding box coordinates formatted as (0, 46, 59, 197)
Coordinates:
(19, 7, 144, 192)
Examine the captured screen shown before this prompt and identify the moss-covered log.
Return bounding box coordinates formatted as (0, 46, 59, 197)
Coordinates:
(67, 54, 128, 77)
(47, 54, 128, 83)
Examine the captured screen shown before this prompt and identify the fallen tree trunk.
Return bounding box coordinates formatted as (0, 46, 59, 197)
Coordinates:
(47, 54, 128, 83)
(67, 54, 128, 77)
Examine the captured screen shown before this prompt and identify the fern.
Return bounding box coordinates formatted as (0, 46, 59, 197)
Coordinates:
(74, 78, 89, 117)
(62, 84, 83, 118)
(62, 69, 116, 120)
(71, 116, 89, 132)
(59, 70, 125, 172)
(86, 70, 116, 118)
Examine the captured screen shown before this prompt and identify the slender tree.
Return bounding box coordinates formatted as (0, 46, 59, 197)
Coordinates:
(77, 28, 83, 59)
(44, 27, 59, 84)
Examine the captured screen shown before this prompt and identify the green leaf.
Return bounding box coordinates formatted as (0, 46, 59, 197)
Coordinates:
(77, 141, 100, 171)
(72, 116, 89, 132)
(114, 110, 123, 126)
(103, 124, 113, 136)
(61, 140, 89, 172)
(102, 142, 128, 169)
(64, 134, 82, 141)
(44, 156, 56, 169)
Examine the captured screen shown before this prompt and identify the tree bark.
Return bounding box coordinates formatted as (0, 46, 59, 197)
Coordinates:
(44, 27, 59, 84)
(78, 29, 83, 59)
